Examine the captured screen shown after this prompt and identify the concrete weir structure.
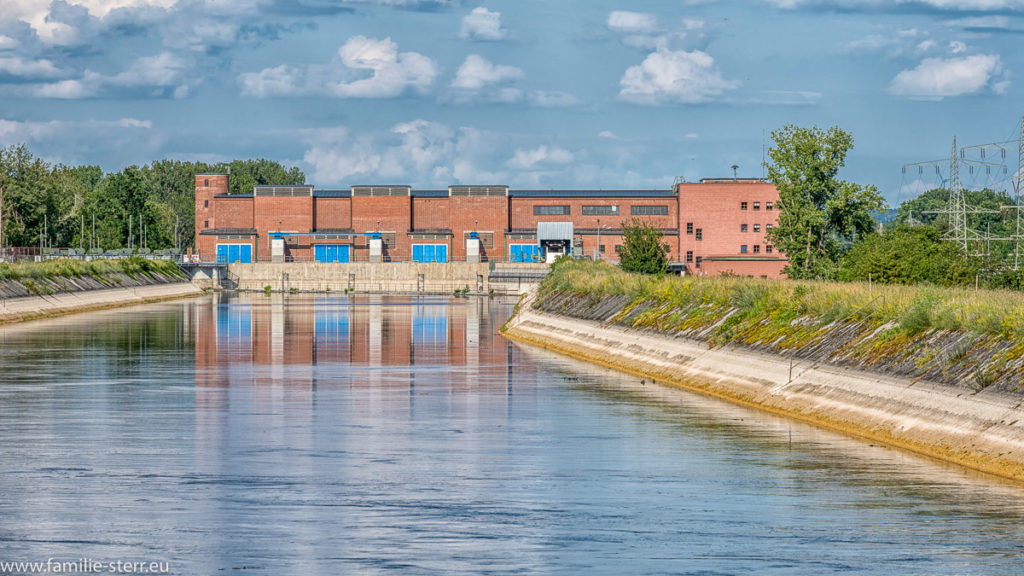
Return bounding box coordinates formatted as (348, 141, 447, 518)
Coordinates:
(226, 261, 549, 294)
(503, 289, 1024, 482)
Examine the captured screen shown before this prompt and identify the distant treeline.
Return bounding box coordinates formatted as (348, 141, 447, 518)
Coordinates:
(0, 144, 304, 252)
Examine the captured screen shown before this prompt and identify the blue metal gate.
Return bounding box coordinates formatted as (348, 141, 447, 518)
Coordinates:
(412, 244, 448, 263)
(510, 244, 540, 263)
(314, 244, 350, 263)
(216, 244, 252, 263)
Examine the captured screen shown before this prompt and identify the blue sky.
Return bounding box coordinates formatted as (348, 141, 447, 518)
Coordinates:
(2, 0, 1024, 204)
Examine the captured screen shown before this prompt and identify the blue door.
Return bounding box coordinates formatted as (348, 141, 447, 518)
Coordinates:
(217, 244, 252, 263)
(413, 244, 447, 263)
(510, 244, 539, 263)
(315, 244, 350, 263)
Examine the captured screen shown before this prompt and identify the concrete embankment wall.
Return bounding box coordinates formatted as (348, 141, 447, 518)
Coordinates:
(228, 262, 549, 295)
(503, 290, 1024, 482)
(0, 282, 203, 324)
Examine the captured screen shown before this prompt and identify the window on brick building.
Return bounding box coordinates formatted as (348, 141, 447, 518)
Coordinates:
(204, 179, 209, 187)
(766, 223, 773, 230)
(204, 200, 209, 208)
(740, 202, 748, 210)
(753, 202, 760, 210)
(582, 205, 619, 215)
(754, 224, 761, 232)
(696, 256, 703, 268)
(463, 231, 494, 249)
(686, 251, 693, 263)
(766, 201, 774, 211)
(686, 222, 693, 234)
(663, 244, 670, 253)
(753, 245, 760, 253)
(204, 220, 209, 228)
(766, 245, 773, 254)
(534, 205, 571, 216)
(741, 224, 748, 233)
(696, 228, 702, 240)
(614, 245, 622, 253)
(632, 205, 669, 216)
(740, 245, 748, 254)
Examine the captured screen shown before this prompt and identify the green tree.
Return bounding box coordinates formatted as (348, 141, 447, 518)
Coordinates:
(765, 125, 887, 280)
(838, 225, 979, 286)
(618, 218, 667, 275)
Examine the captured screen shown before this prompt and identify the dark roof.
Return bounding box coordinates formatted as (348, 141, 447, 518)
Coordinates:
(199, 228, 257, 236)
(214, 193, 253, 198)
(314, 190, 351, 198)
(510, 190, 675, 198)
(412, 190, 449, 198)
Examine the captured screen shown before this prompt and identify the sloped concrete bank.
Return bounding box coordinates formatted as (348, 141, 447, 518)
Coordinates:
(502, 290, 1024, 482)
(0, 280, 203, 324)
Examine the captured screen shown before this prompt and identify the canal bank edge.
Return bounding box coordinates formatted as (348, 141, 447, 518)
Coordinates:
(502, 289, 1024, 482)
(0, 282, 205, 325)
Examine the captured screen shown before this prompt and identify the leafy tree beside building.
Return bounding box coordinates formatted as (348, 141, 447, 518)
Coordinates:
(618, 218, 668, 275)
(765, 125, 887, 280)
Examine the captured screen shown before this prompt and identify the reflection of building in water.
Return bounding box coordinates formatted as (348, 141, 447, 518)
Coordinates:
(194, 295, 520, 396)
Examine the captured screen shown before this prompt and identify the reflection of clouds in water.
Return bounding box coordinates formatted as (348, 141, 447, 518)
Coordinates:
(1, 296, 1023, 574)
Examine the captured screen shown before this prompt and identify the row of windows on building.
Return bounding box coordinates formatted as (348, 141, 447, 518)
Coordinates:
(534, 205, 669, 216)
(684, 222, 774, 238)
(740, 201, 773, 211)
(683, 245, 775, 266)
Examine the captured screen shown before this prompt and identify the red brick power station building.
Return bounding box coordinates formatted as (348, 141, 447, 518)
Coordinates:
(194, 174, 787, 277)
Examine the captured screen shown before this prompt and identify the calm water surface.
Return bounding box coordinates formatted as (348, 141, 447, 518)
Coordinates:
(0, 294, 1023, 575)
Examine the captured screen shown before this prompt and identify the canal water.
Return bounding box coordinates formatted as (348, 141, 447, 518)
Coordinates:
(1, 294, 1023, 575)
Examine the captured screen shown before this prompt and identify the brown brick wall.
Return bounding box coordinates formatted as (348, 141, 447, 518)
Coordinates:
(314, 197, 352, 230)
(352, 195, 412, 261)
(194, 174, 227, 260)
(411, 197, 450, 231)
(677, 181, 785, 277)
(255, 195, 314, 262)
(449, 196, 507, 261)
(217, 197, 254, 229)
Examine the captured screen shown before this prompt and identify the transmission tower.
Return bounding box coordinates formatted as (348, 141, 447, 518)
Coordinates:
(905, 135, 1009, 256)
(1001, 114, 1024, 270)
(949, 137, 968, 250)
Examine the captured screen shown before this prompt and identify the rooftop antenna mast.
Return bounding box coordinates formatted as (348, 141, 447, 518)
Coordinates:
(731, 164, 739, 182)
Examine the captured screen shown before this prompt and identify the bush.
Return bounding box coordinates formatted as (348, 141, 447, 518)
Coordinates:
(618, 218, 668, 275)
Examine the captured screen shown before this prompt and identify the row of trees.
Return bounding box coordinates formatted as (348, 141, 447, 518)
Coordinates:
(0, 144, 304, 253)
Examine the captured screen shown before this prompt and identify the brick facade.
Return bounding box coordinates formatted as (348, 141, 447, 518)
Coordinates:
(195, 177, 787, 276)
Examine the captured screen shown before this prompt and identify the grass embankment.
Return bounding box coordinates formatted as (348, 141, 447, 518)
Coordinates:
(0, 257, 182, 282)
(0, 258, 186, 297)
(536, 259, 1024, 392)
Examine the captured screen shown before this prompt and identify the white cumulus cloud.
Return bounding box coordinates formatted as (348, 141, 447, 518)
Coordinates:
(607, 11, 659, 34)
(0, 56, 62, 78)
(507, 145, 574, 169)
(619, 48, 739, 104)
(451, 54, 523, 90)
(31, 51, 190, 99)
(459, 7, 507, 41)
(889, 54, 1007, 99)
(239, 36, 437, 99)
